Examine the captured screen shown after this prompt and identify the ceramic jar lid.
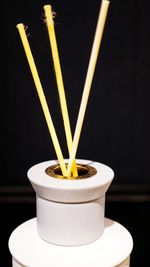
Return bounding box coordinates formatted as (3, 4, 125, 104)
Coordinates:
(27, 159, 114, 203)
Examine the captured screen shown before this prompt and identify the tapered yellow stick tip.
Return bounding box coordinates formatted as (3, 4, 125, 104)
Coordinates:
(44, 5, 52, 12)
(16, 23, 24, 29)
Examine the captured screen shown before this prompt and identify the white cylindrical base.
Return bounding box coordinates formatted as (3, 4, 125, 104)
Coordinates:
(36, 196, 105, 246)
(9, 218, 133, 267)
(37, 195, 105, 246)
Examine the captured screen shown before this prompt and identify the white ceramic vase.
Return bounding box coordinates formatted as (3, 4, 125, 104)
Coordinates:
(9, 159, 133, 267)
(27, 159, 114, 246)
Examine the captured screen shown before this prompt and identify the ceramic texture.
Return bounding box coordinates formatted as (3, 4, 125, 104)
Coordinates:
(9, 218, 133, 267)
(12, 258, 130, 267)
(27, 159, 114, 245)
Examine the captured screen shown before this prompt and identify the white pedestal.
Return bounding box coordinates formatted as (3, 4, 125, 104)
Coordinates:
(9, 217, 133, 267)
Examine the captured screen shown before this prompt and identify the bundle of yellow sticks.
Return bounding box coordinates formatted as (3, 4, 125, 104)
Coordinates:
(16, 1, 110, 179)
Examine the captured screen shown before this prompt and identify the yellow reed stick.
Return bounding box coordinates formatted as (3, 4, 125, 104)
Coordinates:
(44, 5, 78, 177)
(16, 23, 67, 176)
(67, 0, 110, 176)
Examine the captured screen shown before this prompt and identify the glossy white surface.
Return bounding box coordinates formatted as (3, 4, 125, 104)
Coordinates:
(9, 218, 133, 267)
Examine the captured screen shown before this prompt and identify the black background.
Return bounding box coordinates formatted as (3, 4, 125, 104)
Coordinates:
(1, 0, 150, 266)
(2, 0, 150, 185)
